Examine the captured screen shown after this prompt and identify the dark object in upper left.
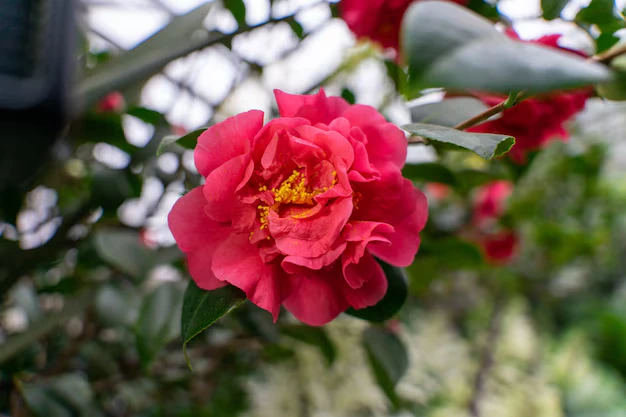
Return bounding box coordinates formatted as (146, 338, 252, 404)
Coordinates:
(0, 0, 76, 198)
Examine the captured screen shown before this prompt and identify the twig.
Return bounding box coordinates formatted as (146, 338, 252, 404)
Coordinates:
(590, 42, 626, 64)
(468, 299, 503, 417)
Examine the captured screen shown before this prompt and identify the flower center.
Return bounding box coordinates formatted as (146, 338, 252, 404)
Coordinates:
(257, 170, 337, 230)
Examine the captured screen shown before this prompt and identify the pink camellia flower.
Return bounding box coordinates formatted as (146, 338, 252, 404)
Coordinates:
(341, 0, 468, 57)
(472, 181, 518, 264)
(468, 32, 592, 164)
(96, 92, 125, 113)
(168, 89, 427, 326)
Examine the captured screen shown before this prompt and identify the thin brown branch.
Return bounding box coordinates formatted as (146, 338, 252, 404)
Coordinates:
(590, 42, 626, 64)
(468, 299, 503, 417)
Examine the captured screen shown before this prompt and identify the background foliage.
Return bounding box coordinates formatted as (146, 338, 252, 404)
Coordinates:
(2, 0, 626, 416)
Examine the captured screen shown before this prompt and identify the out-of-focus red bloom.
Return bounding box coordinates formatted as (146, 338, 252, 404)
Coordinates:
(472, 181, 518, 264)
(425, 182, 451, 202)
(468, 32, 592, 164)
(171, 125, 187, 136)
(340, 0, 468, 57)
(96, 92, 125, 113)
(168, 89, 428, 326)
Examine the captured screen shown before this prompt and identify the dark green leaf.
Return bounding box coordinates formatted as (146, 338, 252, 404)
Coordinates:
(282, 325, 336, 366)
(403, 162, 457, 186)
(78, 3, 214, 109)
(596, 32, 620, 53)
(403, 123, 515, 160)
(20, 374, 99, 417)
(410, 97, 490, 127)
(126, 106, 166, 125)
(466, 0, 500, 20)
(181, 281, 246, 369)
(346, 261, 409, 323)
(157, 128, 205, 156)
(135, 282, 184, 369)
(421, 38, 612, 93)
(401, 1, 504, 87)
(542, 0, 570, 20)
(95, 284, 140, 327)
(419, 238, 484, 269)
(288, 19, 305, 39)
(224, 0, 247, 27)
(91, 165, 133, 211)
(92, 229, 156, 279)
(577, 0, 619, 26)
(363, 327, 409, 408)
(341, 87, 356, 104)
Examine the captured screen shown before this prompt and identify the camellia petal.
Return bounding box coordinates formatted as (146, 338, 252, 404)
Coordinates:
(169, 89, 428, 325)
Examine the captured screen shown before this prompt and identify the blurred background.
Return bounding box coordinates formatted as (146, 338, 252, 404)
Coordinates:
(3, 0, 626, 416)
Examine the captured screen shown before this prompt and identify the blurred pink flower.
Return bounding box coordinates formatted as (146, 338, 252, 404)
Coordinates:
(340, 0, 468, 57)
(96, 92, 125, 113)
(168, 89, 427, 326)
(472, 180, 518, 264)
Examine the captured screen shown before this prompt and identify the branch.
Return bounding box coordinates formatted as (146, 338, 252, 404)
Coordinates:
(468, 299, 503, 417)
(590, 42, 626, 64)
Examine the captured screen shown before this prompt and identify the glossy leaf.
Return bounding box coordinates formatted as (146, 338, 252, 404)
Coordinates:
(20, 374, 97, 417)
(402, 1, 612, 94)
(421, 38, 612, 94)
(157, 129, 205, 156)
(363, 327, 409, 408)
(410, 97, 490, 128)
(403, 123, 515, 160)
(402, 162, 457, 186)
(577, 0, 619, 26)
(135, 282, 184, 369)
(78, 3, 215, 109)
(288, 19, 305, 39)
(282, 325, 336, 366)
(542, 0, 569, 20)
(181, 281, 246, 369)
(93, 229, 156, 280)
(224, 0, 247, 27)
(401, 1, 504, 85)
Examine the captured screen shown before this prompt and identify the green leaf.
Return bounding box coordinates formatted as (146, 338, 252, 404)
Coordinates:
(363, 327, 409, 408)
(282, 325, 336, 366)
(19, 374, 100, 417)
(288, 19, 305, 39)
(402, 162, 457, 186)
(421, 38, 612, 94)
(157, 128, 205, 156)
(403, 123, 515, 160)
(341, 87, 356, 104)
(410, 97, 490, 128)
(126, 106, 166, 125)
(92, 229, 156, 279)
(401, 1, 504, 85)
(346, 261, 409, 323)
(419, 238, 484, 269)
(135, 282, 184, 369)
(95, 284, 140, 327)
(577, 0, 619, 26)
(91, 165, 134, 211)
(78, 3, 214, 109)
(401, 1, 612, 94)
(597, 54, 626, 101)
(542, 0, 570, 20)
(181, 281, 246, 369)
(224, 0, 247, 27)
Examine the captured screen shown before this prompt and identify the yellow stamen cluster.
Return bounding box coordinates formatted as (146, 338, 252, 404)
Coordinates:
(254, 170, 338, 236)
(273, 170, 318, 205)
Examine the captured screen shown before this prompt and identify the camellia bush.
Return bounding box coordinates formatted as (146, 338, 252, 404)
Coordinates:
(3, 0, 626, 416)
